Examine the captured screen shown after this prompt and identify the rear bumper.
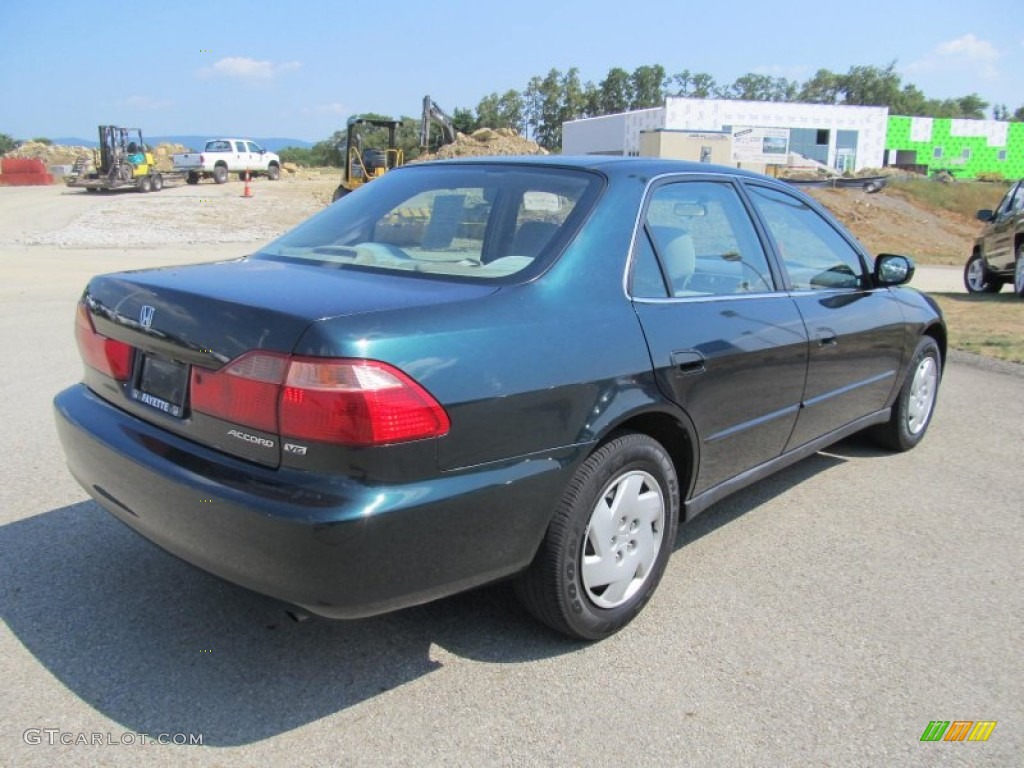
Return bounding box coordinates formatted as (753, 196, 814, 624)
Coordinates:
(54, 384, 576, 618)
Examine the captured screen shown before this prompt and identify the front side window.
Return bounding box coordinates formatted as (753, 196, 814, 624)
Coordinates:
(746, 185, 866, 291)
(247, 142, 264, 153)
(635, 180, 774, 297)
(258, 165, 602, 282)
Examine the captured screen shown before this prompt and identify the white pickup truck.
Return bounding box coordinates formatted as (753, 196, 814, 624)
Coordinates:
(172, 138, 282, 184)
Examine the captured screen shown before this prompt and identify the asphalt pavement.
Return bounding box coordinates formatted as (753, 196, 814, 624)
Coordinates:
(0, 238, 1020, 767)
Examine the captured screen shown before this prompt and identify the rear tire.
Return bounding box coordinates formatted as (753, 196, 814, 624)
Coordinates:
(870, 336, 941, 452)
(213, 165, 228, 184)
(331, 185, 349, 203)
(186, 172, 199, 185)
(515, 433, 679, 640)
(151, 173, 163, 192)
(964, 251, 1002, 293)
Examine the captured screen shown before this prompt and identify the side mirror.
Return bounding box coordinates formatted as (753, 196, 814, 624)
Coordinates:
(976, 209, 994, 222)
(875, 254, 915, 286)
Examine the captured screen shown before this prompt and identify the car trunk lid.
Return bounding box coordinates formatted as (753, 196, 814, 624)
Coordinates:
(81, 257, 495, 467)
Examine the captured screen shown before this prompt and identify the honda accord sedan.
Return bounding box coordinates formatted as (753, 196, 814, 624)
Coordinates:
(54, 157, 945, 640)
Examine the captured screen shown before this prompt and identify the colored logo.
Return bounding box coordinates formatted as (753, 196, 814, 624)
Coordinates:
(920, 721, 996, 742)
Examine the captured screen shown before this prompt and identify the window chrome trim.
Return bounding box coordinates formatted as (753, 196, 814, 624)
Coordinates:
(621, 170, 775, 301)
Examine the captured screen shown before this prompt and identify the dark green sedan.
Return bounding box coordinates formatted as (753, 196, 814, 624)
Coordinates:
(54, 157, 945, 640)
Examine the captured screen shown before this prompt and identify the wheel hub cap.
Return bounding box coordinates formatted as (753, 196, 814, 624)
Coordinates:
(581, 470, 665, 609)
(906, 357, 938, 435)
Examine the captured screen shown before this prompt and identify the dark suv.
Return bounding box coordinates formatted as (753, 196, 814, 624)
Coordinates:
(964, 178, 1024, 296)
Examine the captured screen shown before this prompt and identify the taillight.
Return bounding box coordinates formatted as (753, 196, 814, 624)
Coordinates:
(75, 303, 133, 380)
(190, 352, 286, 433)
(281, 358, 450, 445)
(190, 354, 449, 447)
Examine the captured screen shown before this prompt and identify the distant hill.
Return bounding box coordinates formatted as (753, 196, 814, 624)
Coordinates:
(51, 135, 314, 152)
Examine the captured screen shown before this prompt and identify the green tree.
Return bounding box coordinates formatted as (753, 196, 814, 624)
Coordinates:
(839, 62, 902, 106)
(559, 68, 587, 126)
(729, 72, 798, 101)
(955, 93, 989, 119)
(476, 92, 501, 128)
(31, 136, 52, 145)
(892, 84, 927, 115)
(497, 89, 526, 133)
(277, 146, 312, 166)
(798, 69, 843, 104)
(689, 72, 717, 98)
(582, 81, 601, 117)
(536, 68, 564, 150)
(630, 64, 666, 109)
(523, 75, 544, 141)
(452, 107, 478, 134)
(598, 67, 633, 114)
(0, 132, 16, 154)
(1013, 105, 1024, 122)
(668, 69, 693, 97)
(311, 130, 346, 167)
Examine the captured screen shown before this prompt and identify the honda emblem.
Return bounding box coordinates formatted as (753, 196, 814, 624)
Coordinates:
(139, 305, 155, 329)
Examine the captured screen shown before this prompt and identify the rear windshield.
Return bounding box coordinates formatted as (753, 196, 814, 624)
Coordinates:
(256, 164, 603, 281)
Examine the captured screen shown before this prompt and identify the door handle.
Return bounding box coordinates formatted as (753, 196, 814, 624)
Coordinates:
(671, 350, 706, 375)
(816, 328, 838, 347)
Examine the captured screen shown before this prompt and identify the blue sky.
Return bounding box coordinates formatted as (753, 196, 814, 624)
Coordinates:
(1, 0, 1021, 142)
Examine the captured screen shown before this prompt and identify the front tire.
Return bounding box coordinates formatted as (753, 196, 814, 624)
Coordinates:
(1014, 245, 1024, 298)
(964, 251, 1002, 293)
(515, 433, 679, 640)
(871, 336, 941, 452)
(136, 175, 152, 193)
(267, 163, 280, 181)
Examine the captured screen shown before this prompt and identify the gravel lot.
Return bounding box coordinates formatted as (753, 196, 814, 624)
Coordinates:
(0, 180, 1021, 767)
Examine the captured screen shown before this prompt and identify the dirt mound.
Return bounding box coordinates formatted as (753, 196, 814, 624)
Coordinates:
(5, 141, 91, 166)
(416, 127, 548, 161)
(807, 186, 980, 265)
(4, 141, 189, 172)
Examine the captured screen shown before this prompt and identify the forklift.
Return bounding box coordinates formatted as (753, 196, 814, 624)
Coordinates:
(67, 126, 165, 193)
(330, 116, 404, 202)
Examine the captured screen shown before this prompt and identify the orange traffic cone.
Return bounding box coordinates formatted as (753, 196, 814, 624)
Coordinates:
(243, 171, 253, 198)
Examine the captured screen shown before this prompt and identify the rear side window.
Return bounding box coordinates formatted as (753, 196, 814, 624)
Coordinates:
(259, 165, 602, 281)
(747, 185, 866, 291)
(635, 180, 775, 297)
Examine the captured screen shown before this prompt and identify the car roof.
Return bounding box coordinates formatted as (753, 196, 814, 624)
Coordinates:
(419, 154, 771, 182)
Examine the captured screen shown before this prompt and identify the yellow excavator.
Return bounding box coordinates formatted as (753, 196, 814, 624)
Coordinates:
(330, 96, 458, 203)
(67, 126, 166, 193)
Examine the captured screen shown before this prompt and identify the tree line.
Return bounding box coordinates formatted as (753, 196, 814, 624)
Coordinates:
(458, 61, 1023, 150)
(278, 61, 1023, 164)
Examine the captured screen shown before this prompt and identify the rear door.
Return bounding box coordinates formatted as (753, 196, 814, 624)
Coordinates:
(233, 140, 250, 171)
(630, 177, 808, 494)
(743, 182, 906, 449)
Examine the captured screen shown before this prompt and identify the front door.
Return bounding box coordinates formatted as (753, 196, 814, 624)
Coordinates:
(743, 183, 906, 448)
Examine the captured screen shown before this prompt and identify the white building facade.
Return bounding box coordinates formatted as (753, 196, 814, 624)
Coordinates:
(562, 97, 889, 172)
